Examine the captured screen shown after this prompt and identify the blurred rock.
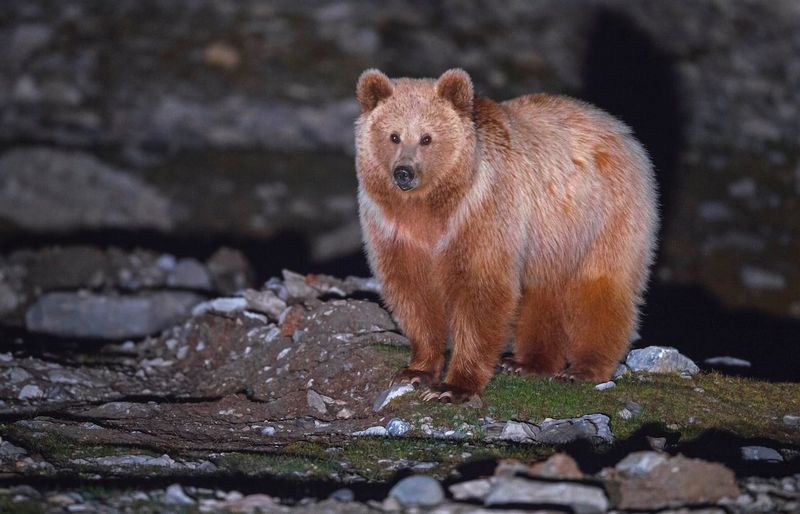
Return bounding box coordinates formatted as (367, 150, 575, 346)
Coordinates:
(0, 148, 173, 231)
(25, 291, 203, 339)
(389, 475, 444, 507)
(607, 453, 740, 510)
(704, 356, 752, 368)
(741, 446, 783, 462)
(528, 453, 584, 480)
(206, 248, 253, 295)
(485, 478, 608, 513)
(385, 418, 412, 437)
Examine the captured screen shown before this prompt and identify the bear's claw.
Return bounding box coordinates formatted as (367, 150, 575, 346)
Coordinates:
(390, 368, 434, 389)
(421, 383, 479, 404)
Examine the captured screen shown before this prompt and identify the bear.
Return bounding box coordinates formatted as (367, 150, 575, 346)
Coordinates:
(354, 68, 658, 403)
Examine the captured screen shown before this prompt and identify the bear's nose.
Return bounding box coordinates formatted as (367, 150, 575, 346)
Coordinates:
(393, 165, 416, 191)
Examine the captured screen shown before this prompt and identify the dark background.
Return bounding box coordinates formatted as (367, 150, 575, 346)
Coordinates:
(0, 1, 798, 380)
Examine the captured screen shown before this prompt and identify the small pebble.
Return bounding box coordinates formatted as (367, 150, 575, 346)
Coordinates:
(595, 381, 615, 391)
(386, 418, 412, 437)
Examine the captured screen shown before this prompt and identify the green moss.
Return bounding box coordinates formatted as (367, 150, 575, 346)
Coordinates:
(0, 496, 44, 514)
(215, 450, 338, 478)
(395, 371, 800, 445)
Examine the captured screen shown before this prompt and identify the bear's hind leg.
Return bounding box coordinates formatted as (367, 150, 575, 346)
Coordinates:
(560, 276, 636, 382)
(503, 287, 568, 376)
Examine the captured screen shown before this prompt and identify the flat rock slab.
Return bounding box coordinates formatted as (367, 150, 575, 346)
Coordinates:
(486, 414, 613, 445)
(25, 291, 204, 339)
(607, 452, 740, 510)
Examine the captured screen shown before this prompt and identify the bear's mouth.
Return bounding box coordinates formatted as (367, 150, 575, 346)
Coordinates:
(392, 165, 417, 191)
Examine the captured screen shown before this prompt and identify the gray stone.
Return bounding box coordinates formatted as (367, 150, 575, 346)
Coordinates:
(164, 484, 195, 505)
(449, 479, 492, 501)
(306, 389, 328, 415)
(25, 291, 203, 339)
(18, 384, 44, 401)
(328, 488, 354, 502)
(372, 383, 415, 411)
(704, 356, 752, 368)
(243, 289, 286, 320)
(0, 440, 28, 459)
(282, 270, 317, 301)
(389, 475, 445, 507)
(191, 297, 247, 317)
(491, 414, 612, 445)
(616, 451, 670, 476)
(0, 281, 20, 315)
(784, 415, 800, 427)
(386, 418, 412, 437)
(167, 259, 212, 290)
(626, 346, 700, 375)
(612, 364, 631, 379)
(352, 426, 387, 437)
(594, 381, 615, 391)
(741, 446, 784, 462)
(0, 148, 173, 231)
(485, 477, 609, 514)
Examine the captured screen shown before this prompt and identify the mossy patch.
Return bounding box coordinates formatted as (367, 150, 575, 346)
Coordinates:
(392, 370, 800, 445)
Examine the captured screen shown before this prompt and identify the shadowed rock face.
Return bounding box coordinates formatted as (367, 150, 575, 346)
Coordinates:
(0, 0, 799, 322)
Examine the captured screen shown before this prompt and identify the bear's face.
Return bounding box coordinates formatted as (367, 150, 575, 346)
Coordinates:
(355, 69, 475, 198)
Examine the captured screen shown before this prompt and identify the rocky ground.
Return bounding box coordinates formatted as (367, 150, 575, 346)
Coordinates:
(0, 246, 798, 513)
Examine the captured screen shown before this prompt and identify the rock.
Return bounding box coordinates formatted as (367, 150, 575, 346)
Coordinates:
(485, 477, 608, 514)
(616, 451, 670, 476)
(0, 148, 173, 231)
(335, 408, 353, 419)
(282, 270, 317, 301)
(206, 248, 253, 295)
(528, 453, 584, 479)
(389, 475, 445, 507)
(497, 420, 539, 443)
(647, 436, 668, 450)
(17, 384, 44, 401)
(491, 414, 613, 445)
(328, 488, 355, 502)
(538, 414, 613, 445)
(167, 259, 212, 290)
(243, 289, 287, 320)
(784, 415, 800, 427)
(626, 346, 700, 375)
(740, 266, 786, 290)
(164, 484, 194, 505)
(0, 439, 28, 459)
(0, 281, 20, 315)
(352, 426, 388, 437)
(191, 297, 248, 317)
(595, 381, 615, 391)
(204, 41, 241, 70)
(610, 454, 740, 510)
(612, 364, 630, 379)
(386, 418, 412, 437)
(704, 356, 752, 368)
(741, 446, 783, 462)
(372, 383, 415, 411)
(449, 479, 492, 501)
(306, 389, 328, 415)
(25, 292, 203, 339)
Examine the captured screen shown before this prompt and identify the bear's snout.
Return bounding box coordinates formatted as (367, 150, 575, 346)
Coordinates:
(393, 165, 417, 191)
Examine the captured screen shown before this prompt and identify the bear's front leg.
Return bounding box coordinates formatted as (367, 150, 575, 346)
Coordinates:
(374, 240, 448, 389)
(423, 254, 519, 403)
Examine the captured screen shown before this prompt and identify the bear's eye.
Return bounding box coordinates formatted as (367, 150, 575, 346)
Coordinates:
(420, 134, 432, 146)
(390, 133, 401, 144)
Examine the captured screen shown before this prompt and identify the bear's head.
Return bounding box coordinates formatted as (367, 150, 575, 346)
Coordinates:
(355, 68, 476, 199)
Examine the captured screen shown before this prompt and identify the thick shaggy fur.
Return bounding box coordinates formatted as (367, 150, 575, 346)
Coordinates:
(355, 68, 658, 402)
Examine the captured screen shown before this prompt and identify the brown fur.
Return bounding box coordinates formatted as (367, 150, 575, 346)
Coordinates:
(355, 69, 658, 401)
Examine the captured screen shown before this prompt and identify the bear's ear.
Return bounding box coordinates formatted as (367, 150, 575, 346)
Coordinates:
(356, 69, 393, 113)
(435, 68, 473, 117)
